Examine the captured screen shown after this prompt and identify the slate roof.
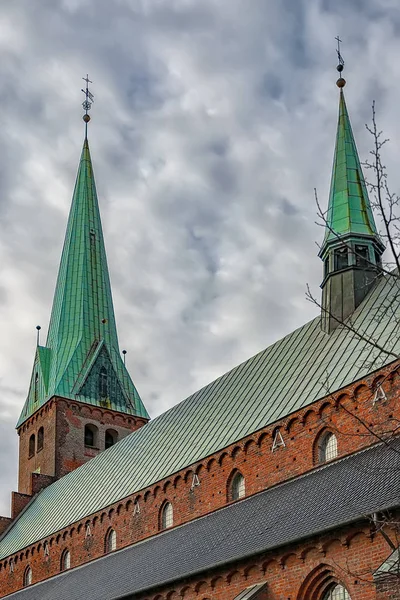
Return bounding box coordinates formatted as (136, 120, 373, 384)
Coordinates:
(1, 272, 400, 560)
(5, 440, 400, 600)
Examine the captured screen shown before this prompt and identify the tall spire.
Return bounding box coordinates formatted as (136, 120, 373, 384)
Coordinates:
(321, 87, 380, 246)
(319, 45, 385, 333)
(18, 88, 149, 427)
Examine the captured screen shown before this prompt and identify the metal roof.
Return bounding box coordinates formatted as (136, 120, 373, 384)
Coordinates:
(5, 439, 400, 600)
(322, 89, 382, 246)
(17, 140, 149, 427)
(1, 272, 400, 560)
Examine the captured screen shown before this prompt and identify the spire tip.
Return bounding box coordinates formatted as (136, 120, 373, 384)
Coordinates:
(335, 36, 346, 88)
(81, 75, 94, 137)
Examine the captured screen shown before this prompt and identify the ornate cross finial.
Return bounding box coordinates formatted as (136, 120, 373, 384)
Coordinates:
(335, 36, 344, 67)
(335, 36, 346, 89)
(81, 74, 94, 137)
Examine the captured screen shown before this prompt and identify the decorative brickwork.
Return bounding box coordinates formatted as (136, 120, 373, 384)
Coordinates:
(1, 363, 399, 597)
(17, 396, 147, 495)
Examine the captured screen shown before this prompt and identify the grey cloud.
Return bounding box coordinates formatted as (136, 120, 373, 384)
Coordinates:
(0, 0, 399, 516)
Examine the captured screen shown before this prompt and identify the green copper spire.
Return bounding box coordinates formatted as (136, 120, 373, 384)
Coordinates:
(322, 89, 380, 245)
(320, 58, 385, 333)
(18, 140, 149, 427)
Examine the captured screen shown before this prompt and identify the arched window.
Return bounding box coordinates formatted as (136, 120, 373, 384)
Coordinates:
(84, 424, 98, 448)
(105, 528, 116, 553)
(37, 427, 44, 452)
(231, 472, 245, 501)
(105, 429, 118, 450)
(161, 502, 173, 530)
(23, 566, 32, 587)
(323, 584, 351, 599)
(28, 434, 35, 458)
(60, 549, 70, 571)
(318, 432, 338, 463)
(99, 367, 108, 398)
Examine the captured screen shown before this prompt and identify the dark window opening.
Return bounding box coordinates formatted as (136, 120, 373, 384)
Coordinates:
(99, 367, 108, 399)
(34, 373, 39, 403)
(334, 247, 348, 271)
(105, 429, 118, 449)
(29, 434, 35, 458)
(355, 245, 369, 268)
(37, 427, 44, 452)
(375, 250, 382, 269)
(84, 424, 98, 448)
(324, 258, 329, 278)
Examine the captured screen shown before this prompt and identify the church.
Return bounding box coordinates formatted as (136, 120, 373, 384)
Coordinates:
(0, 61, 399, 600)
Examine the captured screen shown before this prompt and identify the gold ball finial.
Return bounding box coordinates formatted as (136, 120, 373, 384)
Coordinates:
(336, 77, 346, 88)
(83, 114, 91, 123)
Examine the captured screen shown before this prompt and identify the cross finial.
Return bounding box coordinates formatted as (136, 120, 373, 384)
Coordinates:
(81, 74, 94, 137)
(335, 36, 346, 89)
(335, 36, 344, 68)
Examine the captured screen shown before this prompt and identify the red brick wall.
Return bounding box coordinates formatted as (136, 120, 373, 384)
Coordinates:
(2, 363, 400, 597)
(376, 575, 400, 599)
(17, 398, 147, 494)
(17, 400, 57, 494)
(0, 518, 12, 537)
(130, 525, 399, 600)
(54, 398, 146, 479)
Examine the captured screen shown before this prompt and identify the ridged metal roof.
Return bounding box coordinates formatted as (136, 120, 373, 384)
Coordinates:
(17, 140, 149, 427)
(5, 439, 400, 600)
(1, 273, 400, 560)
(323, 90, 381, 244)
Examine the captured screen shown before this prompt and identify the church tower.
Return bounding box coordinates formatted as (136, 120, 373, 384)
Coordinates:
(17, 81, 149, 495)
(319, 59, 385, 333)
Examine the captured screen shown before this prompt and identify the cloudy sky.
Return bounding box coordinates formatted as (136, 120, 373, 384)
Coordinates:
(1, 0, 400, 514)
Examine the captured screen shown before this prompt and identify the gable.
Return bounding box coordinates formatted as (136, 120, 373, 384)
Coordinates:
(80, 345, 128, 411)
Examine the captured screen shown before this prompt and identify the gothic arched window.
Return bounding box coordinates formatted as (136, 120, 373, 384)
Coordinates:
(323, 584, 351, 599)
(60, 549, 71, 572)
(23, 566, 32, 587)
(99, 366, 108, 399)
(230, 471, 245, 501)
(37, 427, 44, 452)
(161, 502, 173, 530)
(105, 528, 116, 553)
(84, 424, 98, 448)
(318, 431, 338, 463)
(29, 434, 35, 458)
(105, 429, 118, 449)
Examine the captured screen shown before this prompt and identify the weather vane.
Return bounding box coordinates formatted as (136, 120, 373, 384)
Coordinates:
(335, 36, 346, 89)
(81, 74, 94, 136)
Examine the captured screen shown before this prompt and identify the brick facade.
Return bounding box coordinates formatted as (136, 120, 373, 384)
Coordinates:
(1, 362, 399, 598)
(17, 397, 147, 494)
